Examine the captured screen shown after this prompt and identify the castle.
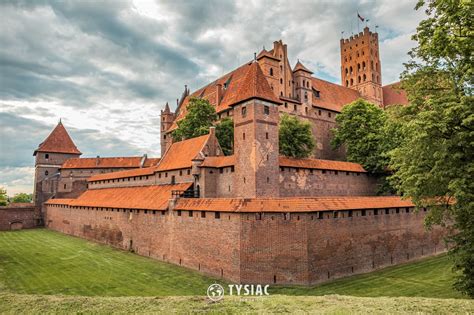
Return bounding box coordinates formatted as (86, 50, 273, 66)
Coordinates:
(2, 27, 448, 285)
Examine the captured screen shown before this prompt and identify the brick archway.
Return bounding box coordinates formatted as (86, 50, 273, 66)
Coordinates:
(10, 221, 23, 230)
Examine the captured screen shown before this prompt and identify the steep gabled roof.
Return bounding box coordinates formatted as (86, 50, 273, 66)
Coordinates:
(157, 134, 210, 171)
(46, 183, 192, 210)
(311, 77, 360, 112)
(256, 48, 280, 61)
(226, 61, 282, 107)
(293, 60, 313, 74)
(34, 122, 81, 156)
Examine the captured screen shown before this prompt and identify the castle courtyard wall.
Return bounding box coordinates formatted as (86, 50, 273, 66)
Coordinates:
(0, 205, 38, 231)
(45, 203, 448, 285)
(279, 168, 378, 196)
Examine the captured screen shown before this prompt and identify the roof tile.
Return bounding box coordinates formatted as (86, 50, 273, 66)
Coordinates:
(34, 122, 81, 155)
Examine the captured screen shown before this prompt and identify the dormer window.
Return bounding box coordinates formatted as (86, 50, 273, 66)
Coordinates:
(314, 90, 320, 98)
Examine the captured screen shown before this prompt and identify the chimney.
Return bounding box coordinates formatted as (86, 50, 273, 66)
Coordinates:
(140, 153, 147, 168)
(209, 126, 216, 136)
(216, 83, 222, 106)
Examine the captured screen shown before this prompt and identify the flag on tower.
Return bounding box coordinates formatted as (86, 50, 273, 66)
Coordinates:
(357, 12, 365, 22)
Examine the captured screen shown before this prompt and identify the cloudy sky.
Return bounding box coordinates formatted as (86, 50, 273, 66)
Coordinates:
(0, 0, 425, 195)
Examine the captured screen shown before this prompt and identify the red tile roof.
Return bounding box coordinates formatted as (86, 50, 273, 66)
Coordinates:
(62, 157, 160, 169)
(293, 61, 313, 74)
(170, 62, 251, 130)
(87, 166, 158, 182)
(226, 61, 282, 107)
(174, 196, 414, 213)
(200, 155, 236, 168)
(279, 156, 366, 173)
(311, 78, 360, 112)
(34, 122, 81, 155)
(383, 82, 409, 106)
(256, 49, 280, 61)
(157, 134, 210, 171)
(45, 183, 192, 210)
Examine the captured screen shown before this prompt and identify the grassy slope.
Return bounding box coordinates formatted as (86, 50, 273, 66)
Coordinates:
(0, 294, 473, 314)
(0, 229, 472, 314)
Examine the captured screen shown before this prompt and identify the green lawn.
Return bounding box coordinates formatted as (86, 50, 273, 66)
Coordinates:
(0, 229, 465, 300)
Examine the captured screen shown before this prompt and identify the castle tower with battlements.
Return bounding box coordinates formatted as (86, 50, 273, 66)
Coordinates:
(340, 26, 383, 106)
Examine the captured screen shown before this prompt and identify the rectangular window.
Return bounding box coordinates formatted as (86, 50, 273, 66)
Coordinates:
(241, 106, 247, 117)
(361, 210, 366, 216)
(219, 168, 223, 174)
(201, 211, 206, 218)
(215, 211, 220, 219)
(187, 169, 191, 175)
(374, 209, 379, 215)
(177, 210, 181, 216)
(264, 106, 270, 115)
(189, 210, 193, 217)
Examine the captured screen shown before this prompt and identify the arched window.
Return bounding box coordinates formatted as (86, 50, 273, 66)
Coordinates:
(304, 91, 308, 100)
(350, 66, 353, 74)
(350, 78, 354, 86)
(357, 63, 360, 71)
(363, 74, 366, 81)
(303, 79, 306, 86)
(376, 62, 378, 71)
(358, 76, 361, 83)
(45, 153, 49, 159)
(306, 81, 309, 88)
(280, 78, 283, 84)
(345, 68, 348, 75)
(362, 61, 366, 70)
(269, 68, 273, 76)
(346, 80, 349, 87)
(371, 61, 374, 70)
(45, 170, 49, 176)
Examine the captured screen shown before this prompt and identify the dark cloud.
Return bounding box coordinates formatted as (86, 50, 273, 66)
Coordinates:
(0, 0, 425, 193)
(0, 112, 149, 169)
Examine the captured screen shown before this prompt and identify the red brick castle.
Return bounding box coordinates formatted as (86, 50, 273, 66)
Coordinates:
(24, 27, 447, 285)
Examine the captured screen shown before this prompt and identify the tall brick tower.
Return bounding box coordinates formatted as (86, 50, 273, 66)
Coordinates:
(160, 102, 174, 156)
(231, 61, 282, 198)
(293, 60, 313, 105)
(33, 121, 81, 213)
(340, 26, 383, 106)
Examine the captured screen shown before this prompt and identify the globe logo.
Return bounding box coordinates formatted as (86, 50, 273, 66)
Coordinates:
(207, 283, 225, 301)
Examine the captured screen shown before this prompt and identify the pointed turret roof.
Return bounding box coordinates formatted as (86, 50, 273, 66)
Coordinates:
(34, 121, 81, 156)
(293, 60, 313, 74)
(229, 62, 282, 107)
(164, 102, 171, 113)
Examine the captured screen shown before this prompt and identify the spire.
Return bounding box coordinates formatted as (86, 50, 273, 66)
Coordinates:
(229, 62, 282, 106)
(34, 121, 81, 156)
(164, 102, 170, 113)
(293, 60, 313, 74)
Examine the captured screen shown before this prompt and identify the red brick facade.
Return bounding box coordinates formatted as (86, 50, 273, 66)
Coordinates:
(0, 204, 38, 231)
(46, 203, 448, 284)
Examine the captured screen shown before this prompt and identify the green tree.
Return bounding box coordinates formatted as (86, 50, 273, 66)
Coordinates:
(331, 99, 390, 175)
(12, 193, 33, 203)
(172, 97, 217, 141)
(216, 117, 234, 155)
(0, 187, 8, 206)
(390, 0, 474, 297)
(279, 114, 315, 158)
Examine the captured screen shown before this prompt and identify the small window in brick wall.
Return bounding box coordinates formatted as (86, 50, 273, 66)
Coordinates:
(187, 169, 191, 175)
(45, 153, 49, 159)
(45, 170, 49, 176)
(264, 106, 270, 115)
(266, 132, 269, 139)
(189, 211, 193, 217)
(243, 133, 245, 140)
(256, 213, 262, 220)
(385, 209, 390, 215)
(201, 212, 206, 218)
(361, 210, 366, 216)
(242, 106, 247, 117)
(177, 210, 181, 216)
(215, 211, 221, 219)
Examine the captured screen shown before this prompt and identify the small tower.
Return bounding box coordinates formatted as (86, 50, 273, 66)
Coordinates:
(160, 102, 174, 156)
(33, 121, 81, 211)
(231, 61, 282, 198)
(340, 26, 383, 106)
(293, 60, 313, 104)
